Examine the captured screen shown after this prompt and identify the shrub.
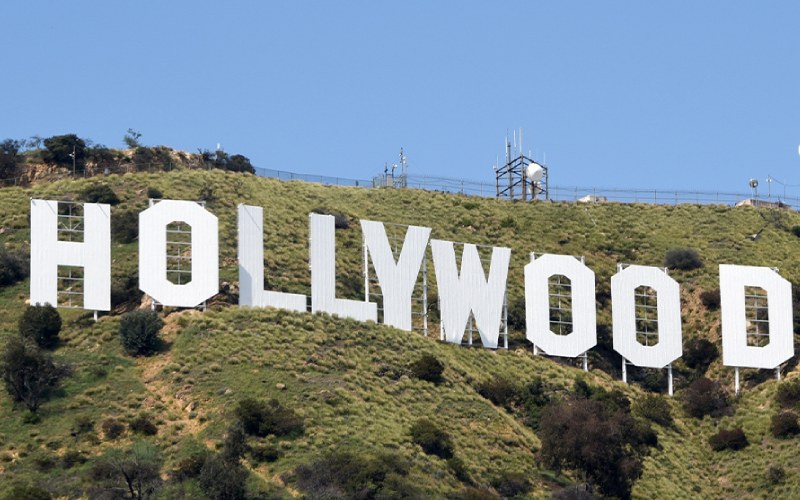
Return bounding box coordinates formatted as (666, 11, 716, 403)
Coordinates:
(295, 450, 416, 499)
(0, 248, 28, 287)
(250, 443, 281, 463)
(42, 134, 87, 171)
(86, 146, 118, 170)
(2, 484, 52, 500)
(683, 338, 719, 372)
(72, 415, 94, 435)
(664, 248, 702, 271)
(227, 154, 255, 174)
(792, 226, 800, 238)
(81, 184, 120, 205)
(234, 398, 304, 438)
(174, 448, 210, 481)
(699, 288, 721, 310)
(111, 210, 139, 244)
(410, 354, 444, 383)
(0, 138, 23, 182)
(708, 428, 748, 451)
(539, 399, 655, 499)
(101, 418, 125, 440)
(220, 423, 248, 464)
(19, 304, 62, 349)
(129, 413, 158, 436)
(119, 310, 163, 356)
(146, 186, 163, 199)
(491, 471, 531, 497)
(410, 418, 454, 458)
(771, 411, 800, 438)
(682, 377, 729, 418)
(311, 208, 350, 229)
(90, 442, 163, 499)
(775, 379, 800, 408)
(198, 454, 248, 500)
(768, 464, 786, 484)
(1, 337, 67, 413)
(476, 376, 519, 409)
(111, 273, 142, 307)
(633, 393, 673, 426)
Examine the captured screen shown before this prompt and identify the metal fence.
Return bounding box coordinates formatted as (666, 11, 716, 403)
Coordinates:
(4, 162, 800, 210)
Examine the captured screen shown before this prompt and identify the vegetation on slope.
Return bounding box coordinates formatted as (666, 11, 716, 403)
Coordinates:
(0, 168, 799, 497)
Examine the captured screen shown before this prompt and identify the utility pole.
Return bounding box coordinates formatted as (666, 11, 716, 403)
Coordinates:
(68, 145, 76, 175)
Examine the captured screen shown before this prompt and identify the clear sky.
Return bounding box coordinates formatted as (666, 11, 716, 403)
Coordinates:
(4, 1, 800, 195)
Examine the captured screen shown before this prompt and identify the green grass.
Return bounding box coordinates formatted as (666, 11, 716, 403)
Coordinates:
(1, 167, 800, 497)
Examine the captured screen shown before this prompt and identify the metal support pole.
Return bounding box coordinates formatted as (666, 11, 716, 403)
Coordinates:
(735, 367, 740, 396)
(622, 358, 627, 384)
(668, 364, 673, 396)
(582, 352, 588, 372)
(503, 291, 508, 350)
(422, 252, 428, 337)
(533, 344, 539, 356)
(93, 310, 98, 322)
(776, 366, 782, 381)
(363, 242, 369, 302)
(468, 315, 473, 346)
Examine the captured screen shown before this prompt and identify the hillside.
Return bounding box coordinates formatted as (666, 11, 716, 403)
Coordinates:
(1, 168, 800, 498)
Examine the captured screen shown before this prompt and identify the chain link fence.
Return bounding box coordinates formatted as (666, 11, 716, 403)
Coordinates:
(4, 162, 799, 210)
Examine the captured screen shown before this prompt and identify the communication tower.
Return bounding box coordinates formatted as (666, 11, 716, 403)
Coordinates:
(373, 148, 409, 188)
(494, 130, 549, 201)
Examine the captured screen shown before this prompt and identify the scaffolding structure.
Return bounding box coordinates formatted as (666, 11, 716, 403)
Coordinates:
(495, 134, 549, 201)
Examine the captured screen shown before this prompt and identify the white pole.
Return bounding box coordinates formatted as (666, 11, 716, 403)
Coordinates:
(735, 367, 740, 396)
(668, 364, 673, 396)
(622, 358, 627, 383)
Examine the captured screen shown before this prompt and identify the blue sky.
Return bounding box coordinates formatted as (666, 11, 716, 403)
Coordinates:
(4, 1, 800, 195)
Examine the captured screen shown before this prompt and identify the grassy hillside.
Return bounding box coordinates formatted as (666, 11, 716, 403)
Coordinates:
(1, 169, 800, 498)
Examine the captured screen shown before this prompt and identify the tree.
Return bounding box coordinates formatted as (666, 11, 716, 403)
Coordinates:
(81, 184, 120, 205)
(19, 304, 62, 349)
(410, 418, 454, 458)
(42, 134, 87, 172)
(409, 354, 444, 383)
(90, 441, 163, 499)
(682, 377, 729, 418)
(234, 398, 304, 438)
(123, 129, 143, 149)
(119, 310, 164, 356)
(538, 399, 654, 499)
(1, 337, 68, 413)
(227, 154, 255, 174)
(0, 138, 23, 182)
(0, 248, 29, 287)
(198, 453, 248, 500)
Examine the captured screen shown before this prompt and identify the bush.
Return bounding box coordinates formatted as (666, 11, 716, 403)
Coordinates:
(476, 376, 519, 409)
(0, 248, 28, 287)
(1, 484, 52, 500)
(129, 413, 158, 436)
(311, 208, 350, 229)
(0, 138, 23, 182)
(708, 428, 748, 451)
(111, 210, 139, 244)
(771, 411, 800, 438)
(198, 454, 248, 500)
(682, 377, 729, 418)
(295, 450, 417, 499)
(539, 399, 655, 499)
(633, 393, 673, 426)
(146, 186, 163, 199)
(81, 184, 120, 205)
(768, 464, 786, 484)
(699, 288, 721, 310)
(1, 337, 67, 413)
(775, 379, 800, 408)
(111, 273, 142, 307)
(250, 443, 281, 463)
(119, 310, 163, 356)
(174, 447, 210, 481)
(491, 471, 531, 497)
(42, 134, 87, 171)
(19, 304, 62, 349)
(664, 248, 702, 271)
(410, 354, 444, 383)
(86, 146, 118, 170)
(234, 398, 304, 438)
(792, 226, 800, 238)
(101, 418, 125, 440)
(410, 418, 454, 458)
(90, 442, 163, 499)
(683, 338, 719, 372)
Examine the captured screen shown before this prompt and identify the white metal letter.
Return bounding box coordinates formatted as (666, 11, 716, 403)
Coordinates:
(611, 265, 682, 368)
(525, 254, 596, 357)
(310, 213, 377, 322)
(361, 220, 431, 331)
(139, 200, 219, 307)
(720, 264, 793, 369)
(237, 204, 306, 312)
(30, 199, 110, 311)
(430, 240, 511, 348)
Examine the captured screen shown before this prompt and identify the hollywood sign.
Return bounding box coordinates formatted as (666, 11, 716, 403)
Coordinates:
(29, 199, 795, 378)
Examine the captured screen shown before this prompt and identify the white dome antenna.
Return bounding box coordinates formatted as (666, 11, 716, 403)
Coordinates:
(526, 162, 544, 182)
